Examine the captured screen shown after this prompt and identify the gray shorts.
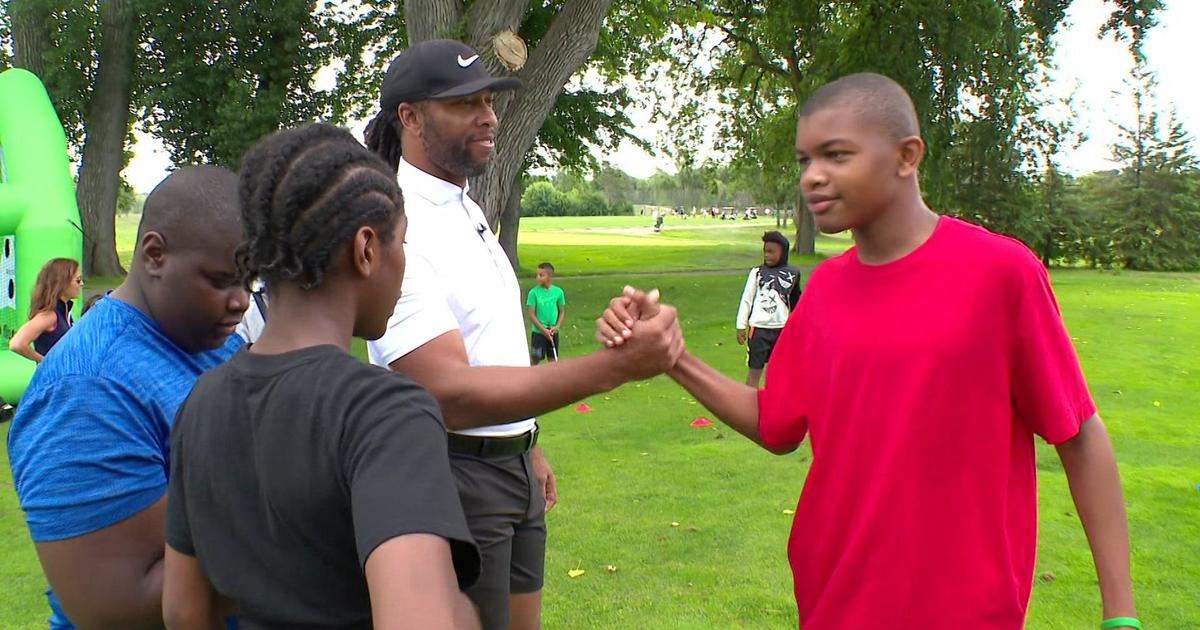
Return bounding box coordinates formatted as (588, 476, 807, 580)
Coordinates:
(450, 449, 547, 630)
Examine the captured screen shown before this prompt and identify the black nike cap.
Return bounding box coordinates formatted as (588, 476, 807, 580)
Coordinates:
(379, 39, 523, 112)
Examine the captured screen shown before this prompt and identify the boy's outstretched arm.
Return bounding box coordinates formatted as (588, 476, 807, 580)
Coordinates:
(391, 302, 682, 431)
(598, 287, 794, 455)
(1055, 415, 1138, 625)
(669, 352, 795, 453)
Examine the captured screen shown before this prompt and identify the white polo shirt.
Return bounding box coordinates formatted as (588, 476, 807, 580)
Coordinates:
(368, 157, 535, 438)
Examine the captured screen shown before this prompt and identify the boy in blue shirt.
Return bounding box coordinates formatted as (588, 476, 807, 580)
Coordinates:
(526, 262, 566, 364)
(7, 165, 249, 629)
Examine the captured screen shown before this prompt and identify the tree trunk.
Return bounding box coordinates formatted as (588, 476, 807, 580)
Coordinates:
(405, 0, 465, 43)
(476, 0, 613, 263)
(75, 0, 136, 277)
(408, 0, 613, 264)
(794, 188, 816, 255)
(10, 0, 51, 79)
(496, 174, 523, 272)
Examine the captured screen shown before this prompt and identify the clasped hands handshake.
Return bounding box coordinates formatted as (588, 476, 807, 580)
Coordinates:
(594, 286, 686, 380)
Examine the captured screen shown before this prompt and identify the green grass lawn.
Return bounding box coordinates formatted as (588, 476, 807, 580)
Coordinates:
(2, 216, 1197, 628)
(111, 214, 850, 278)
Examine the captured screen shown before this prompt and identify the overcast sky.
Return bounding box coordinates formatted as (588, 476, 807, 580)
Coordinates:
(123, 0, 1199, 193)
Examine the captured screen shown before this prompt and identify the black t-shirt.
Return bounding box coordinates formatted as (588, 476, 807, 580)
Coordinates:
(166, 345, 480, 629)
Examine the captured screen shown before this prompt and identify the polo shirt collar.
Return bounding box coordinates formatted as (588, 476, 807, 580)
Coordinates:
(398, 157, 470, 206)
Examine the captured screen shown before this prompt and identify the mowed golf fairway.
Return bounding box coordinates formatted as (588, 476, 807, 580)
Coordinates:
(1, 215, 1197, 628)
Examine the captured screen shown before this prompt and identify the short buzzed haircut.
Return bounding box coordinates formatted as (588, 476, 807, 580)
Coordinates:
(798, 73, 920, 140)
(537, 262, 554, 274)
(139, 165, 241, 252)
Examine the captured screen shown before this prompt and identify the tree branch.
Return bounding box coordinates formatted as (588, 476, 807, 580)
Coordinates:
(472, 0, 614, 225)
(463, 0, 532, 82)
(465, 0, 531, 49)
(716, 24, 789, 80)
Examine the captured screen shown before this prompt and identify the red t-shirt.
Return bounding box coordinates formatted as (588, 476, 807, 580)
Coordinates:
(758, 216, 1096, 629)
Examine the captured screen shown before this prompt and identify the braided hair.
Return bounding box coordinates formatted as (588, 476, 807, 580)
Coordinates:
(363, 106, 404, 173)
(236, 123, 403, 291)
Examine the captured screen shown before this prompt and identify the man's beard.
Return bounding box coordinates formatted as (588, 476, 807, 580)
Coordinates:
(422, 120, 488, 179)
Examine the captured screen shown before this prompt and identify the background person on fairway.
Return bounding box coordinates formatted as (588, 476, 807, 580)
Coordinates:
(527, 262, 565, 364)
(735, 231, 800, 387)
(598, 73, 1139, 630)
(6, 166, 247, 630)
(8, 258, 83, 363)
(364, 39, 683, 630)
(163, 124, 481, 629)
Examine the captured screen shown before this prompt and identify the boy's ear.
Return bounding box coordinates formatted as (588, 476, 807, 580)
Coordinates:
(351, 226, 378, 278)
(897, 135, 925, 177)
(139, 231, 168, 278)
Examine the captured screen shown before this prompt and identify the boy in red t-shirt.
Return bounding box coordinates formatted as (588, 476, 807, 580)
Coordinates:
(598, 74, 1139, 630)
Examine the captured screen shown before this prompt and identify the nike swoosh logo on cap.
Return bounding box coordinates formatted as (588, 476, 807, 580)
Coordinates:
(457, 54, 480, 68)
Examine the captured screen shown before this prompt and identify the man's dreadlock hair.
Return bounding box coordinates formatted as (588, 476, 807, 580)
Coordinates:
(236, 123, 404, 290)
(364, 106, 404, 173)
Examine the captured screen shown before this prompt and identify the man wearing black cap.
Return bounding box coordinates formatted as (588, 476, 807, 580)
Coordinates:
(364, 40, 685, 630)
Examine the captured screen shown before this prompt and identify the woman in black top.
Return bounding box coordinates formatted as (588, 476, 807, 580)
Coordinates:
(163, 124, 481, 629)
(9, 257, 82, 363)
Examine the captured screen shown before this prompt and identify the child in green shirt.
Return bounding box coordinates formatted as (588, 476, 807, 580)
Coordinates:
(526, 262, 566, 364)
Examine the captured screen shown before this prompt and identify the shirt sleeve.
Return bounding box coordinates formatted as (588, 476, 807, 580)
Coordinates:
(366, 250, 459, 367)
(343, 377, 481, 590)
(557, 287, 566, 306)
(8, 375, 168, 542)
(756, 316, 809, 449)
(736, 268, 757, 329)
(788, 270, 802, 311)
(526, 289, 536, 307)
(165, 406, 194, 556)
(1009, 256, 1096, 444)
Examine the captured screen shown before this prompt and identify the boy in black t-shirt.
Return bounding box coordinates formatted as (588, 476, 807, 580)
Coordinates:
(164, 124, 481, 629)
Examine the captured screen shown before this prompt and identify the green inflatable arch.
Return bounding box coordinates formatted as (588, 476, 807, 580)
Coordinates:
(0, 68, 83, 402)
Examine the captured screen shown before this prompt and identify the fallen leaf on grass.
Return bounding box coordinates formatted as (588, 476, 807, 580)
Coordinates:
(690, 417, 713, 428)
(568, 569, 586, 578)
(783, 509, 795, 515)
(1152, 400, 1162, 407)
(670, 521, 680, 527)
(605, 565, 618, 573)
(1039, 571, 1056, 583)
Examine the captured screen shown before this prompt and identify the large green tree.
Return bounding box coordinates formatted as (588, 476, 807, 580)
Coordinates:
(662, 0, 1167, 256)
(3, 1, 377, 276)
(5, 0, 136, 276)
(1100, 65, 1200, 270)
(3, 0, 662, 274)
(137, 1, 363, 169)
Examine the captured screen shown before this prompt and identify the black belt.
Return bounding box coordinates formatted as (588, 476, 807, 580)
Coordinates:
(447, 426, 539, 458)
